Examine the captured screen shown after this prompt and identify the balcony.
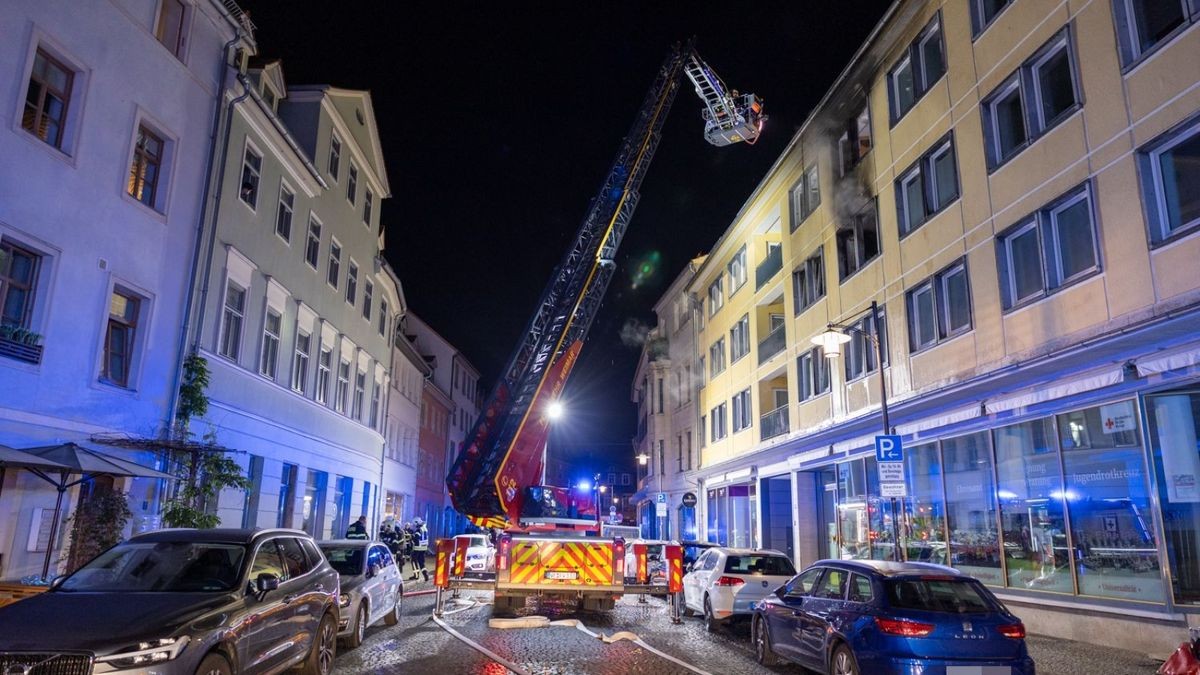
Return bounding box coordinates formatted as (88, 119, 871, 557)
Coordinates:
(755, 245, 783, 290)
(757, 325, 786, 364)
(760, 404, 789, 441)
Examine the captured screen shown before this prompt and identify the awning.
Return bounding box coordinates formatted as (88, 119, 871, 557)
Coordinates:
(985, 366, 1124, 414)
(1137, 345, 1200, 377)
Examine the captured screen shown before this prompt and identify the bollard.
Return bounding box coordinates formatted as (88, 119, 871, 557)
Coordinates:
(433, 539, 454, 617)
(665, 544, 683, 624)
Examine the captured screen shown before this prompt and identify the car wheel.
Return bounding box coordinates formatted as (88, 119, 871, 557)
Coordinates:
(300, 612, 337, 675)
(703, 595, 720, 633)
(194, 652, 232, 675)
(344, 603, 367, 648)
(754, 615, 781, 666)
(384, 593, 402, 626)
(831, 644, 860, 675)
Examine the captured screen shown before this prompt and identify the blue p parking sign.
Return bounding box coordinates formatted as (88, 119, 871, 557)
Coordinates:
(875, 435, 903, 462)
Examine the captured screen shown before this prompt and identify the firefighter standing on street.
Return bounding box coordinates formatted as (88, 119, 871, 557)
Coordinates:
(411, 518, 429, 581)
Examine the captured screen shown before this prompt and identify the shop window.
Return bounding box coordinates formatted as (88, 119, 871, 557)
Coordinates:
(994, 418, 1073, 593)
(1147, 392, 1200, 604)
(1139, 118, 1200, 244)
(792, 247, 825, 315)
(942, 432, 1002, 586)
(899, 443, 948, 564)
(1059, 401, 1163, 602)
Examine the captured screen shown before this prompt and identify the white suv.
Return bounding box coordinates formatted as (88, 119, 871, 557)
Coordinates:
(681, 547, 795, 631)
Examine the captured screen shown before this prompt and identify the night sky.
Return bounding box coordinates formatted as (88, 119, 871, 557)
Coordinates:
(240, 1, 892, 461)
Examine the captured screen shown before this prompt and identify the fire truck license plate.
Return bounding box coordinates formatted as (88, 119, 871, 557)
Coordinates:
(545, 571, 578, 580)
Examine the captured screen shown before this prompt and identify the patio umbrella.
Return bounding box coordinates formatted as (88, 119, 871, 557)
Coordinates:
(0, 443, 74, 514)
(19, 442, 175, 579)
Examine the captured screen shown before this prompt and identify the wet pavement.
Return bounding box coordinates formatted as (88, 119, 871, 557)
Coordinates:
(334, 585, 1164, 674)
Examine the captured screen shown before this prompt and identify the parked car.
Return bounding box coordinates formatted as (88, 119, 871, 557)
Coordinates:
(0, 528, 339, 675)
(319, 540, 404, 648)
(751, 559, 1036, 675)
(450, 533, 495, 577)
(680, 540, 720, 568)
(681, 547, 796, 631)
(623, 539, 676, 584)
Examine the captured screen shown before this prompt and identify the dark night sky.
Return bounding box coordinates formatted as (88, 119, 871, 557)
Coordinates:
(240, 1, 892, 460)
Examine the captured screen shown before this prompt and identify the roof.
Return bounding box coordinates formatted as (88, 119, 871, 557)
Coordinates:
(813, 558, 963, 577)
(130, 528, 307, 544)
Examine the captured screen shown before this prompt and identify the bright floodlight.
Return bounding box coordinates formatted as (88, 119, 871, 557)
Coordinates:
(547, 401, 565, 420)
(577, 480, 592, 491)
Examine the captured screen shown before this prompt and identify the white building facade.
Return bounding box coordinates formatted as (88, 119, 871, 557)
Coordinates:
(382, 276, 428, 526)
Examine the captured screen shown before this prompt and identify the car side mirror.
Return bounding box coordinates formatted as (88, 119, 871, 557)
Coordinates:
(48, 575, 66, 590)
(684, 563, 693, 573)
(367, 563, 380, 578)
(255, 573, 280, 594)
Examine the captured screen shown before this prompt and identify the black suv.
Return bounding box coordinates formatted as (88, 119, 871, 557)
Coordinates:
(0, 528, 340, 675)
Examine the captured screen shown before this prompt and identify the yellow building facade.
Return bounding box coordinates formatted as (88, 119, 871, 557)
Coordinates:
(688, 0, 1200, 654)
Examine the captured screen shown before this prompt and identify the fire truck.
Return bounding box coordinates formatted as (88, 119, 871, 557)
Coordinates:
(433, 40, 764, 617)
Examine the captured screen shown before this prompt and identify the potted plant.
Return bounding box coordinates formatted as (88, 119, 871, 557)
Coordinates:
(0, 324, 13, 341)
(21, 331, 40, 347)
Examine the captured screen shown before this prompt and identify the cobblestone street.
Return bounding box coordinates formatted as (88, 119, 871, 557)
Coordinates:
(335, 584, 1165, 675)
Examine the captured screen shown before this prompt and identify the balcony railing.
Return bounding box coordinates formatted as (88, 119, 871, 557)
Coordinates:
(760, 404, 789, 441)
(0, 334, 43, 365)
(757, 325, 786, 364)
(755, 245, 783, 290)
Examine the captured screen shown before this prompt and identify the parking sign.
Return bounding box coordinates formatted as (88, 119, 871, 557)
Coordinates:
(875, 435, 903, 462)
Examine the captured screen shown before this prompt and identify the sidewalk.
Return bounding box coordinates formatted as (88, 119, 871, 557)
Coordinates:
(1025, 635, 1160, 674)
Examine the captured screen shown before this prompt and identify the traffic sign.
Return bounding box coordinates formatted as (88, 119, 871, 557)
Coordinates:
(681, 492, 697, 508)
(880, 482, 907, 497)
(875, 435, 903, 462)
(876, 462, 904, 483)
(657, 492, 667, 504)
(656, 502, 668, 517)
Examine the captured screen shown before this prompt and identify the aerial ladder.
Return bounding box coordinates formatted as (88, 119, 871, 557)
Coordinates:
(437, 41, 764, 617)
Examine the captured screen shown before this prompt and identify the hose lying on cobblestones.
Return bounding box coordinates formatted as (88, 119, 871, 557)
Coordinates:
(432, 611, 530, 675)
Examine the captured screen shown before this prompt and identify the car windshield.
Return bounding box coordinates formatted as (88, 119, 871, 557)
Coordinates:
(463, 536, 487, 547)
(320, 546, 364, 576)
(59, 542, 246, 592)
(724, 555, 796, 576)
(886, 577, 996, 614)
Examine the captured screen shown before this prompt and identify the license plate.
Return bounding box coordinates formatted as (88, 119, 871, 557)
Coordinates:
(947, 668, 1011, 675)
(544, 571, 577, 580)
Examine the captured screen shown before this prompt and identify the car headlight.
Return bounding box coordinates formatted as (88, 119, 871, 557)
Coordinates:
(95, 636, 190, 668)
(339, 592, 352, 608)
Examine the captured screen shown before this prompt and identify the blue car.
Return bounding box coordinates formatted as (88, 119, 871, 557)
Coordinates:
(751, 559, 1035, 675)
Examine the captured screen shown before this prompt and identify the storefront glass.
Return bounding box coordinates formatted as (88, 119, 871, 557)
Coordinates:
(1147, 392, 1200, 605)
(865, 457, 900, 560)
(942, 432, 1003, 587)
(728, 484, 757, 548)
(994, 418, 1073, 593)
(706, 487, 726, 545)
(837, 459, 871, 559)
(1059, 401, 1163, 602)
(818, 468, 837, 559)
(900, 443, 948, 564)
(760, 476, 794, 560)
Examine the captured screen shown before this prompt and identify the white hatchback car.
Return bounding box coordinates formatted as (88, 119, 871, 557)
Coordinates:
(681, 547, 796, 632)
(452, 534, 495, 577)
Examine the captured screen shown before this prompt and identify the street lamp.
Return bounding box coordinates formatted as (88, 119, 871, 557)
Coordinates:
(637, 453, 648, 466)
(812, 300, 899, 561)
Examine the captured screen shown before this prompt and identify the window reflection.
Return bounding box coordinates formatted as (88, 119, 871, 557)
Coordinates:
(943, 432, 1003, 587)
(899, 443, 948, 564)
(1148, 393, 1200, 604)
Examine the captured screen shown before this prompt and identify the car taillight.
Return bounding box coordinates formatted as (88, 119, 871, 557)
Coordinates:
(875, 617, 935, 637)
(613, 539, 625, 578)
(497, 535, 511, 571)
(998, 623, 1026, 639)
(714, 576, 745, 587)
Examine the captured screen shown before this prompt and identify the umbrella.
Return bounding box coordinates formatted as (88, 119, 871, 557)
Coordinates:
(0, 444, 75, 530)
(18, 442, 176, 579)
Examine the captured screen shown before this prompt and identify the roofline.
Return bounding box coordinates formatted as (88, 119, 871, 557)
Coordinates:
(405, 311, 482, 377)
(237, 74, 329, 189)
(422, 378, 455, 407)
(286, 86, 392, 197)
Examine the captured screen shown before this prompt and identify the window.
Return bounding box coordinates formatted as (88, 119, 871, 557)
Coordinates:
(260, 309, 281, 379)
(731, 388, 752, 432)
(896, 135, 959, 235)
(219, 282, 245, 361)
(155, 0, 187, 58)
(709, 337, 726, 377)
(102, 289, 139, 387)
(353, 369, 366, 420)
(997, 184, 1098, 309)
(970, 0, 1014, 35)
(346, 261, 358, 305)
(982, 30, 1080, 169)
(363, 189, 374, 227)
(844, 308, 887, 381)
(797, 347, 831, 401)
(836, 199, 880, 280)
(908, 260, 972, 352)
(1113, 0, 1199, 65)
(370, 379, 382, 428)
(276, 186, 294, 242)
(657, 377, 664, 413)
(792, 247, 825, 314)
(838, 105, 872, 176)
(889, 15, 946, 122)
(22, 49, 73, 149)
(728, 246, 747, 294)
(942, 432, 1002, 586)
(305, 217, 321, 268)
(363, 281, 373, 320)
(0, 241, 40, 329)
(335, 358, 350, 413)
(291, 331, 310, 394)
(347, 163, 358, 204)
(328, 134, 341, 180)
(677, 436, 684, 471)
(730, 314, 749, 362)
(316, 346, 332, 403)
(1140, 119, 1200, 243)
(707, 278, 723, 315)
(789, 164, 821, 231)
(379, 299, 388, 336)
(710, 403, 728, 441)
(127, 125, 165, 210)
(239, 144, 261, 209)
(327, 242, 341, 289)
(813, 568, 848, 600)
(278, 538, 311, 580)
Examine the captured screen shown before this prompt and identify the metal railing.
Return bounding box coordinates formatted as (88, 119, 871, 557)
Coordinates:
(760, 405, 789, 441)
(755, 246, 783, 290)
(757, 325, 786, 364)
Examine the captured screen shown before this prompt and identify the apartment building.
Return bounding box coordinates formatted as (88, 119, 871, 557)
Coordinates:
(382, 282, 430, 526)
(190, 57, 397, 540)
(690, 0, 1200, 654)
(631, 257, 705, 541)
(417, 377, 453, 539)
(0, 0, 248, 578)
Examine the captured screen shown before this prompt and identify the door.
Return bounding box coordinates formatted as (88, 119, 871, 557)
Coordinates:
(365, 545, 387, 624)
(243, 540, 293, 673)
(376, 545, 402, 617)
(684, 550, 716, 610)
(797, 567, 848, 666)
(767, 567, 823, 663)
(277, 537, 319, 664)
